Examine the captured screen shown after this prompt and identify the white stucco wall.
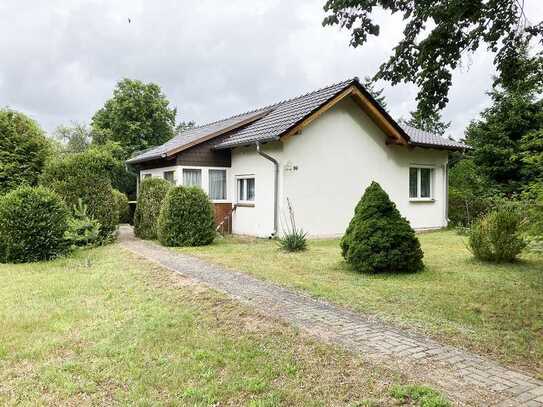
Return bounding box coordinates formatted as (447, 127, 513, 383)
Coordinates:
(230, 97, 449, 238)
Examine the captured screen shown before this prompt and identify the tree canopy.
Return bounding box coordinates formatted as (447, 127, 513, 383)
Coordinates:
(465, 43, 543, 194)
(405, 109, 450, 136)
(0, 108, 50, 195)
(91, 79, 177, 156)
(54, 122, 92, 154)
(323, 0, 542, 120)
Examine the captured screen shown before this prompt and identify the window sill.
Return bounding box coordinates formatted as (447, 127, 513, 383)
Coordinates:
(409, 198, 435, 203)
(236, 203, 255, 208)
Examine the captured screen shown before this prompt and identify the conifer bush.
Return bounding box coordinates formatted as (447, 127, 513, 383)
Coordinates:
(0, 186, 70, 263)
(157, 186, 215, 247)
(134, 178, 171, 239)
(113, 189, 130, 224)
(341, 182, 424, 273)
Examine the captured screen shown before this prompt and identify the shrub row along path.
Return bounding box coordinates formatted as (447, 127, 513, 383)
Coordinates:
(119, 226, 543, 406)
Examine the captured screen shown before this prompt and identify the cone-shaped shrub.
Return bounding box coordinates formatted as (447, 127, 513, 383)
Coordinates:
(157, 186, 215, 247)
(0, 186, 70, 263)
(341, 182, 424, 273)
(134, 178, 171, 239)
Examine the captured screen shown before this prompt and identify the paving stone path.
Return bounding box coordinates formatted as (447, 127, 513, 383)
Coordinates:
(120, 227, 543, 406)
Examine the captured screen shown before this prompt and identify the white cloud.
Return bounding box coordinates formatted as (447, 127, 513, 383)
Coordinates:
(0, 0, 541, 140)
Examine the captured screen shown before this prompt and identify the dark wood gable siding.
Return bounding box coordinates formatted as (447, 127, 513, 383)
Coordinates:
(176, 139, 231, 167)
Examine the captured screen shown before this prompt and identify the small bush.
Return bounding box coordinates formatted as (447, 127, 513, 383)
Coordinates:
(468, 205, 527, 262)
(157, 186, 215, 247)
(113, 189, 130, 224)
(134, 178, 171, 239)
(278, 198, 308, 252)
(341, 182, 424, 273)
(0, 186, 70, 263)
(65, 199, 101, 248)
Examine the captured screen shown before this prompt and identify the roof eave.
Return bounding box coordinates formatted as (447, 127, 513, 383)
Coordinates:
(408, 141, 469, 151)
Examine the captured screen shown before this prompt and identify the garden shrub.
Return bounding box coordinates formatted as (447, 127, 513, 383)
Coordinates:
(0, 186, 69, 263)
(468, 205, 527, 262)
(113, 189, 130, 224)
(340, 182, 424, 273)
(134, 178, 171, 239)
(157, 186, 215, 247)
(41, 152, 119, 241)
(65, 199, 101, 248)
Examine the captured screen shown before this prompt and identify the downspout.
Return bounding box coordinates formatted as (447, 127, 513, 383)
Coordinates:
(256, 141, 279, 237)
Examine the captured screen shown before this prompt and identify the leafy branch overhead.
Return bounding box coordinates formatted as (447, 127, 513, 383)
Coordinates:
(322, 0, 543, 119)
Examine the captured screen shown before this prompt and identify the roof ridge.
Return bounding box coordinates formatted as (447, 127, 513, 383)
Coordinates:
(178, 77, 357, 136)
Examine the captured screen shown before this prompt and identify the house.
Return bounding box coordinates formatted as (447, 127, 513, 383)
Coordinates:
(126, 78, 466, 238)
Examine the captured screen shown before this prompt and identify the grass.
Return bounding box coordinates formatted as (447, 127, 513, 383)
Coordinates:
(0, 244, 433, 406)
(177, 230, 543, 377)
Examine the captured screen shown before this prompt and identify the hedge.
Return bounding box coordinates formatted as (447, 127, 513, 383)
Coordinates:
(134, 178, 171, 239)
(0, 186, 70, 263)
(113, 189, 130, 224)
(41, 151, 119, 241)
(157, 186, 215, 247)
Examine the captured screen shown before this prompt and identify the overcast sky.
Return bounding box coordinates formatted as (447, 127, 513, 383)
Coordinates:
(1, 0, 542, 140)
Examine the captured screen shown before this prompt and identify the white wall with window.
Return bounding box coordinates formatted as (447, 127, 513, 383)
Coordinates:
(139, 165, 230, 203)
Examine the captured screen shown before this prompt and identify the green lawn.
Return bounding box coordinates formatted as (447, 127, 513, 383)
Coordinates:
(0, 244, 442, 406)
(177, 230, 543, 377)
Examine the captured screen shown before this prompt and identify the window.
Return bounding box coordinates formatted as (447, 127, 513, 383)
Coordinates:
(237, 177, 255, 202)
(163, 171, 175, 184)
(143, 173, 152, 179)
(182, 169, 201, 187)
(409, 167, 433, 199)
(209, 169, 226, 200)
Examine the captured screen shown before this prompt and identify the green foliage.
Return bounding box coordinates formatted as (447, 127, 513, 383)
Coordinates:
(0, 108, 50, 195)
(448, 159, 501, 226)
(405, 109, 450, 136)
(322, 0, 542, 119)
(0, 186, 69, 263)
(54, 122, 92, 154)
(41, 150, 119, 241)
(465, 42, 543, 194)
(134, 178, 171, 240)
(390, 385, 450, 407)
(469, 205, 527, 262)
(91, 78, 177, 156)
(65, 199, 101, 248)
(112, 189, 130, 224)
(361, 76, 388, 111)
(341, 182, 424, 273)
(278, 198, 308, 252)
(157, 186, 215, 247)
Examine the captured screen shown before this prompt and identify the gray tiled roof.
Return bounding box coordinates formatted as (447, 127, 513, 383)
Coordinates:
(126, 109, 269, 164)
(127, 78, 466, 164)
(401, 124, 466, 150)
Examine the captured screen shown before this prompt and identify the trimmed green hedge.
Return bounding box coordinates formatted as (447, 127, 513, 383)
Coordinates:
(41, 151, 119, 241)
(134, 178, 171, 239)
(158, 186, 215, 247)
(0, 186, 69, 263)
(341, 182, 424, 273)
(113, 189, 130, 224)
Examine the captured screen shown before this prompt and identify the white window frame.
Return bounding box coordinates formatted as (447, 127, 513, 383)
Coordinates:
(182, 168, 202, 188)
(236, 175, 255, 204)
(208, 169, 227, 201)
(163, 170, 175, 184)
(409, 166, 434, 201)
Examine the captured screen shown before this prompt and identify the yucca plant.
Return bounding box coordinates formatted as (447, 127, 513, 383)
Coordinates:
(278, 198, 308, 252)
